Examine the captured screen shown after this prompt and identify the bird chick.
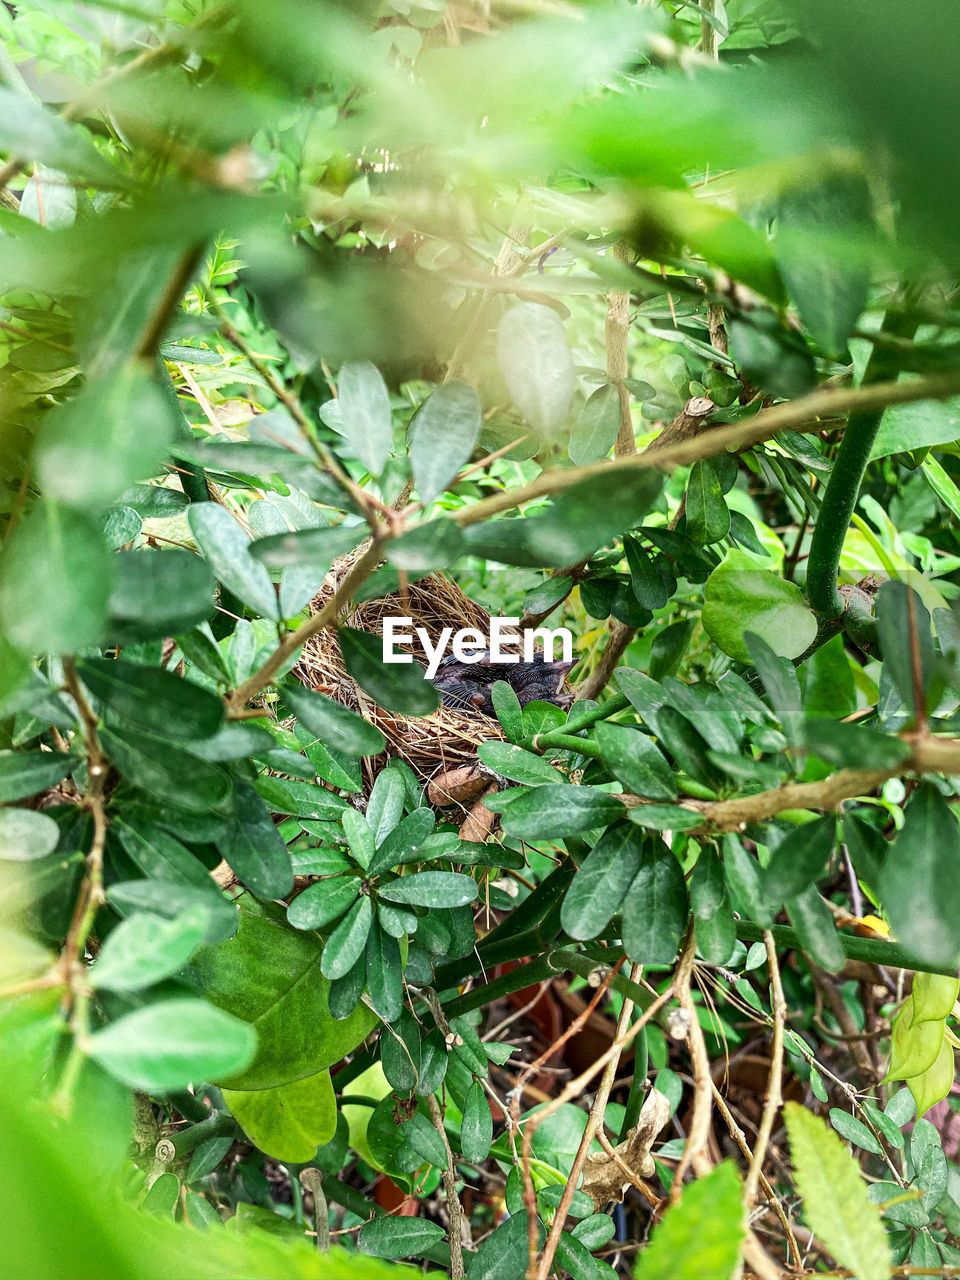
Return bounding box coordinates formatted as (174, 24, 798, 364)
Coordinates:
(433, 650, 574, 718)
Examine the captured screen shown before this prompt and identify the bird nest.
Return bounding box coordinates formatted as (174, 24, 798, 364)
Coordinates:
(293, 551, 505, 789)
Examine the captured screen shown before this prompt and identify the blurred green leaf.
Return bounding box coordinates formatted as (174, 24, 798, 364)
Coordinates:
(90, 908, 208, 992)
(223, 1069, 336, 1161)
(78, 658, 223, 742)
(340, 626, 440, 716)
(497, 303, 575, 439)
(408, 381, 483, 503)
(337, 361, 393, 475)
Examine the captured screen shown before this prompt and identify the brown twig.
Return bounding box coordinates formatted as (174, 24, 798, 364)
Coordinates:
(745, 933, 786, 1207)
(428, 1094, 466, 1279)
(670, 931, 714, 1199)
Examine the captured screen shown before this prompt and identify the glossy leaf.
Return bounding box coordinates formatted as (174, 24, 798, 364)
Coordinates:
(187, 503, 279, 620)
(703, 550, 817, 664)
(762, 816, 836, 907)
(496, 784, 624, 839)
(560, 823, 645, 940)
(622, 838, 689, 966)
(379, 871, 478, 909)
(77, 659, 223, 742)
(595, 722, 676, 801)
(340, 626, 440, 716)
(223, 1070, 336, 1161)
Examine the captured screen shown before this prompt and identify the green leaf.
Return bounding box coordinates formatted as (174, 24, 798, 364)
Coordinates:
(193, 896, 377, 1089)
(0, 808, 60, 861)
(783, 1103, 891, 1280)
(497, 785, 624, 839)
(0, 501, 112, 654)
(622, 838, 689, 965)
(873, 397, 960, 459)
(340, 626, 440, 716)
(34, 365, 177, 510)
(490, 680, 523, 741)
(249, 524, 361, 569)
(254, 774, 349, 821)
(911, 972, 960, 1023)
(223, 1069, 335, 1162)
(0, 87, 125, 184)
(624, 536, 670, 611)
(560, 823, 646, 940)
(572, 1215, 616, 1250)
(365, 923, 403, 1023)
(287, 875, 361, 932)
(0, 749, 78, 803)
(461, 1079, 493, 1162)
(338, 360, 393, 475)
(876, 582, 938, 722)
(727, 312, 816, 400)
(744, 631, 804, 744)
(627, 804, 703, 832)
(908, 1038, 955, 1118)
(218, 781, 294, 901)
(115, 817, 212, 887)
(785, 884, 844, 973)
(685, 461, 730, 545)
(385, 520, 465, 571)
(77, 659, 224, 742)
(358, 1217, 445, 1260)
(284, 682, 385, 756)
(634, 1161, 744, 1280)
(106, 879, 238, 945)
(368, 808, 437, 876)
(477, 742, 561, 785)
(90, 908, 208, 992)
(596, 723, 676, 801)
(469, 1211, 541, 1280)
(100, 724, 231, 813)
(702, 550, 817, 664)
(774, 174, 870, 358)
(829, 1108, 883, 1156)
(555, 1232, 598, 1280)
(379, 871, 478, 909)
(321, 895, 373, 980)
(803, 720, 909, 770)
(187, 503, 279, 620)
(408, 380, 483, 503)
(880, 784, 960, 968)
(400, 1109, 447, 1168)
(762, 816, 836, 907)
(887, 1000, 944, 1081)
(497, 302, 575, 439)
(570, 383, 621, 465)
(107, 549, 215, 643)
(89, 998, 256, 1093)
(381, 1010, 421, 1091)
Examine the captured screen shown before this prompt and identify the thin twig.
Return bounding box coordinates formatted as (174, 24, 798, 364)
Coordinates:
(427, 1094, 466, 1279)
(745, 933, 786, 1206)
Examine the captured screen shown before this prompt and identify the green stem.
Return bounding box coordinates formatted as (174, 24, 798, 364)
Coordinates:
(734, 919, 956, 977)
(806, 309, 918, 619)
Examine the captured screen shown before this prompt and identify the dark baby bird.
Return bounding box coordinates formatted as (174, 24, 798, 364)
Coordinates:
(432, 650, 574, 717)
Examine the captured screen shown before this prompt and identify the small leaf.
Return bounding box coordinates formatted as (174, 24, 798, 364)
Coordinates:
(320, 895, 373, 980)
(785, 884, 844, 973)
(912, 972, 960, 1024)
(379, 871, 478, 909)
(634, 1161, 744, 1280)
(100, 724, 231, 814)
(829, 1108, 883, 1156)
(217, 781, 294, 900)
(34, 364, 176, 510)
(77, 659, 224, 742)
(490, 680, 523, 741)
(496, 785, 624, 839)
(461, 1079, 493, 1162)
(366, 923, 403, 1023)
(880, 784, 960, 968)
(784, 1103, 891, 1280)
(358, 1217, 445, 1260)
(596, 723, 676, 801)
(703, 550, 817, 665)
(909, 1038, 955, 1119)
(762, 816, 836, 907)
(876, 582, 938, 722)
(569, 383, 621, 464)
(89, 998, 256, 1093)
(722, 833, 773, 926)
(0, 501, 112, 654)
(338, 360, 393, 475)
(477, 742, 561, 786)
(340, 626, 440, 716)
(368, 807, 437, 876)
(287, 875, 361, 932)
(107, 879, 237, 946)
(0, 808, 60, 861)
(744, 631, 804, 744)
(401, 1110, 447, 1168)
(497, 303, 575, 439)
(408, 381, 483, 503)
(381, 1010, 421, 1092)
(685, 460, 730, 545)
(385, 520, 465, 571)
(622, 838, 689, 966)
(0, 750, 78, 803)
(249, 524, 361, 569)
(90, 908, 208, 992)
(624, 536, 670, 611)
(187, 504, 279, 620)
(560, 823, 645, 941)
(107, 549, 215, 643)
(342, 807, 377, 871)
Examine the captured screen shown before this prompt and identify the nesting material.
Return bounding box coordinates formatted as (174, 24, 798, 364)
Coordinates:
(293, 550, 506, 788)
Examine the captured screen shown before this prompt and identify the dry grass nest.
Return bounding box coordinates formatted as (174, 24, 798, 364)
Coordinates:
(293, 548, 507, 789)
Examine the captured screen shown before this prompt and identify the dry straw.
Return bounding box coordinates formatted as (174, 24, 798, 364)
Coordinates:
(294, 548, 506, 789)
